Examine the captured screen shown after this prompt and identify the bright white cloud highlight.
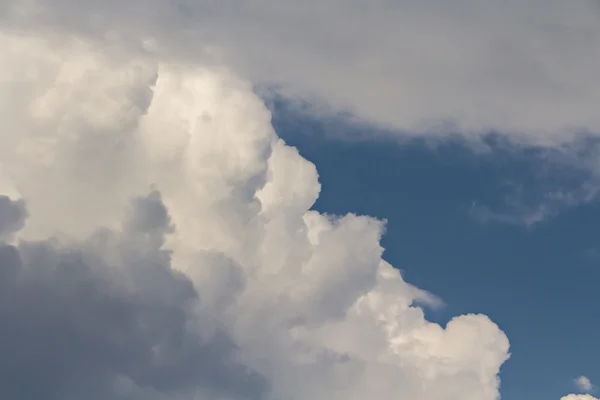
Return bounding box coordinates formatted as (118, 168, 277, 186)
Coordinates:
(562, 395, 599, 400)
(0, 27, 511, 400)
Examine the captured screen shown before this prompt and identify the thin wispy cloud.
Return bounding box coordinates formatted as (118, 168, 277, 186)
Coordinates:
(576, 376, 595, 393)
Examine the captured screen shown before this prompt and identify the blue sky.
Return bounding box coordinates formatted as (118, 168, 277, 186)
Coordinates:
(268, 98, 599, 400)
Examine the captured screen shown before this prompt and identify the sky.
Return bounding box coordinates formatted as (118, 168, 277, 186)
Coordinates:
(0, 1, 599, 400)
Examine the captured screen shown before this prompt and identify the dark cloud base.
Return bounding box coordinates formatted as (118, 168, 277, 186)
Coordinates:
(0, 194, 267, 400)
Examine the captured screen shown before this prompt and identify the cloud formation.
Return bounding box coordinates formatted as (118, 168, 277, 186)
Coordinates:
(5, 0, 599, 227)
(562, 396, 599, 400)
(2, 0, 600, 144)
(0, 192, 267, 400)
(0, 23, 512, 400)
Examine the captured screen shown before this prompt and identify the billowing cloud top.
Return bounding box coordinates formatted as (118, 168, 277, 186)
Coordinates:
(0, 21, 517, 400)
(562, 396, 600, 400)
(2, 0, 600, 145)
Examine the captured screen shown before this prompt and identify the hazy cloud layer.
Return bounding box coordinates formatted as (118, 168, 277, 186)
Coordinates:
(2, 0, 600, 144)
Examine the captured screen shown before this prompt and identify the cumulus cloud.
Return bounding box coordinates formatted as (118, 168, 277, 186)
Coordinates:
(576, 376, 595, 393)
(562, 396, 599, 400)
(5, 0, 600, 226)
(2, 0, 600, 144)
(0, 22, 512, 400)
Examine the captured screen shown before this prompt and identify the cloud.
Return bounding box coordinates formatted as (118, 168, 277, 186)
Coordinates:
(0, 191, 267, 400)
(464, 139, 600, 226)
(469, 200, 553, 227)
(2, 0, 600, 145)
(562, 396, 599, 400)
(4, 0, 600, 227)
(468, 186, 596, 227)
(9, 0, 600, 226)
(576, 376, 595, 393)
(0, 26, 511, 400)
(0, 195, 27, 240)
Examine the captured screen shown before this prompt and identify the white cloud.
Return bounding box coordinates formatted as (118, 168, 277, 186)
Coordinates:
(2, 0, 600, 145)
(0, 26, 511, 400)
(560, 376, 597, 400)
(562, 395, 599, 400)
(5, 0, 600, 227)
(576, 376, 595, 393)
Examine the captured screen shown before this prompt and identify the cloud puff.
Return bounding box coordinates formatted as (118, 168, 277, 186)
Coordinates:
(2, 0, 600, 144)
(576, 376, 595, 393)
(562, 396, 599, 400)
(0, 27, 511, 400)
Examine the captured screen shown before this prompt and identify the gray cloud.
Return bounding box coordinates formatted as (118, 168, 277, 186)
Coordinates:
(0, 195, 27, 240)
(0, 191, 267, 400)
(2, 0, 600, 143)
